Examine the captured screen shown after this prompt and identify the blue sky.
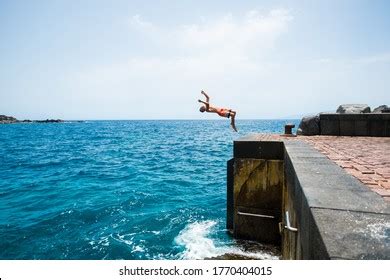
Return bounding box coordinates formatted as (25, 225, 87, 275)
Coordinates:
(1, 0, 389, 119)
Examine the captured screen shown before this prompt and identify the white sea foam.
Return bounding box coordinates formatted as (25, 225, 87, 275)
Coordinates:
(132, 245, 145, 253)
(174, 220, 279, 260)
(96, 236, 110, 247)
(175, 220, 224, 259)
(113, 233, 147, 254)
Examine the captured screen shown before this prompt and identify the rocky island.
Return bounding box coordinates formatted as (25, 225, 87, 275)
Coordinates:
(0, 115, 64, 124)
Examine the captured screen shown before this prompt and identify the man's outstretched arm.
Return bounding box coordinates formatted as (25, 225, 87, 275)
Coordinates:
(198, 99, 210, 110)
(201, 90, 210, 103)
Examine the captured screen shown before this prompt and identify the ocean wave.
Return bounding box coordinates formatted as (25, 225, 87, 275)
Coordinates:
(174, 220, 279, 260)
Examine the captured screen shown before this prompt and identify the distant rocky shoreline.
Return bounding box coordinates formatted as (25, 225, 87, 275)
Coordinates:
(0, 115, 65, 124)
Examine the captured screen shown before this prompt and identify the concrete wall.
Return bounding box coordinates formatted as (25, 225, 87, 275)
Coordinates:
(233, 159, 283, 244)
(227, 135, 390, 259)
(283, 140, 390, 259)
(320, 113, 390, 136)
(227, 138, 284, 245)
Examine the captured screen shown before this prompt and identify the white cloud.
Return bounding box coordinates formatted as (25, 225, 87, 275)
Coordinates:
(354, 52, 390, 64)
(312, 52, 390, 66)
(64, 9, 390, 119)
(129, 9, 292, 59)
(129, 14, 154, 30)
(71, 9, 293, 118)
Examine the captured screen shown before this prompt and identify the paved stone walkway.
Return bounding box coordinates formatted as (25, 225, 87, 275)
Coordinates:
(301, 136, 390, 201)
(249, 134, 390, 200)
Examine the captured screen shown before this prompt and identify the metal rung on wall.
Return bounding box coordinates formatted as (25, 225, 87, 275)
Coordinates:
(237, 211, 275, 219)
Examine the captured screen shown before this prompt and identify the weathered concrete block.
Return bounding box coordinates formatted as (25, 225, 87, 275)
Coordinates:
(283, 140, 390, 259)
(307, 211, 330, 259)
(234, 206, 281, 244)
(229, 136, 390, 260)
(319, 114, 340, 135)
(226, 159, 234, 231)
(311, 209, 390, 259)
(233, 159, 283, 244)
(369, 120, 386, 136)
(339, 120, 355, 136)
(234, 140, 284, 160)
(387, 120, 390, 137)
(233, 160, 283, 209)
(320, 113, 389, 136)
(355, 120, 369, 136)
(368, 113, 390, 120)
(320, 120, 340, 135)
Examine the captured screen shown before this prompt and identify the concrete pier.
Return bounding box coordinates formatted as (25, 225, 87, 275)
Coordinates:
(227, 136, 284, 244)
(227, 134, 390, 259)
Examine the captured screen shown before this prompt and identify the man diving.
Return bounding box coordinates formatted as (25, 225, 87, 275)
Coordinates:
(198, 90, 238, 132)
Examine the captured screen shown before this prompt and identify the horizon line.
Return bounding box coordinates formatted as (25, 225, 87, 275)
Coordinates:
(62, 118, 301, 121)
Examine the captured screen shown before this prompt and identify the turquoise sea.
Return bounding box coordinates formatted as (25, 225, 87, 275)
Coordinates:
(0, 120, 298, 260)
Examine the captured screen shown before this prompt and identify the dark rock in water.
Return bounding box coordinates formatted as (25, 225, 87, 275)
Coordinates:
(373, 105, 390, 113)
(0, 115, 18, 124)
(35, 119, 64, 123)
(336, 104, 371, 114)
(206, 253, 259, 260)
(1, 115, 65, 124)
(205, 240, 281, 260)
(297, 114, 320, 136)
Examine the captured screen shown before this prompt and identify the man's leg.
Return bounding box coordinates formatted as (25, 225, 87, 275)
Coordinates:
(230, 111, 238, 132)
